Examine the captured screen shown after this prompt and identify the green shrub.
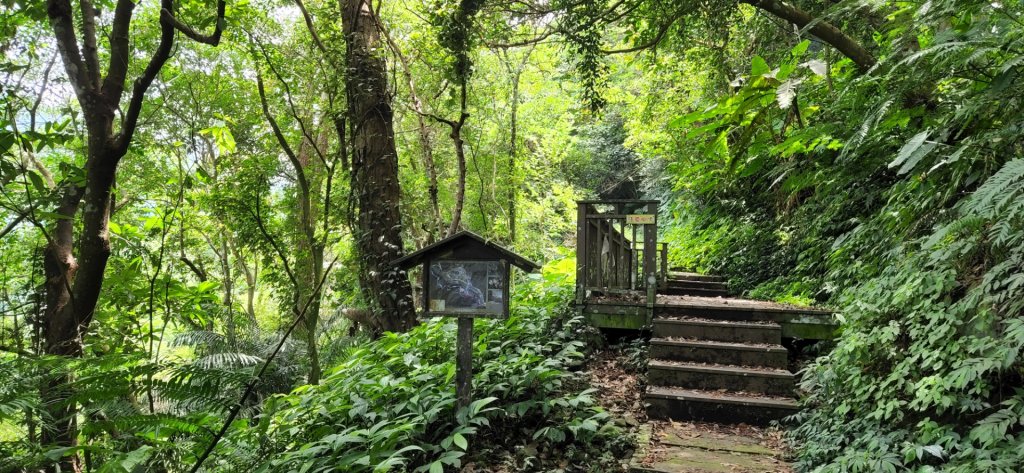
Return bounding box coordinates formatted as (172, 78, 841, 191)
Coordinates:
(218, 259, 630, 472)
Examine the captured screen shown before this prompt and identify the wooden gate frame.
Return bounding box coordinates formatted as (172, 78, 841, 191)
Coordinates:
(575, 200, 660, 323)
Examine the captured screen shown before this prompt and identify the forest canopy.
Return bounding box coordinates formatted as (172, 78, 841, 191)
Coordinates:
(2, 0, 1024, 471)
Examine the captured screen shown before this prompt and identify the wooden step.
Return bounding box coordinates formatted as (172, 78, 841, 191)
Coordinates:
(666, 280, 729, 291)
(649, 338, 788, 369)
(646, 386, 798, 425)
(647, 361, 794, 396)
(652, 318, 782, 345)
(656, 295, 831, 324)
(660, 286, 730, 297)
(657, 305, 772, 322)
(667, 272, 725, 283)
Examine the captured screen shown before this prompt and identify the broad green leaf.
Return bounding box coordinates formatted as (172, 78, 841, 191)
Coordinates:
(453, 433, 467, 450)
(751, 55, 769, 77)
(888, 130, 930, 174)
(27, 171, 46, 192)
(791, 39, 811, 57)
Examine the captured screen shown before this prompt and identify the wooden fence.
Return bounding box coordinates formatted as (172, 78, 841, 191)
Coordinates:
(575, 200, 666, 312)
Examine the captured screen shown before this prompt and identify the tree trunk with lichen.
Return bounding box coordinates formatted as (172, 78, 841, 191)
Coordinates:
(341, 0, 417, 334)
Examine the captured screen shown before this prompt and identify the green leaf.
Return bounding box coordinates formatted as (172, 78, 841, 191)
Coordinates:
(888, 130, 932, 174)
(0, 131, 15, 154)
(27, 171, 46, 192)
(453, 433, 467, 450)
(791, 39, 811, 57)
(751, 55, 769, 77)
(429, 461, 443, 473)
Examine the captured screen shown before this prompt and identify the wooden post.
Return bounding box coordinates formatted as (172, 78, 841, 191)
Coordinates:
(456, 316, 473, 412)
(575, 203, 587, 307)
(626, 224, 634, 290)
(595, 217, 604, 290)
(616, 203, 625, 288)
(660, 242, 668, 290)
(644, 202, 658, 325)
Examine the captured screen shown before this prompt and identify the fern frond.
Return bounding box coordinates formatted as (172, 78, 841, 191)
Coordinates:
(192, 352, 263, 370)
(171, 330, 228, 350)
(964, 159, 1024, 217)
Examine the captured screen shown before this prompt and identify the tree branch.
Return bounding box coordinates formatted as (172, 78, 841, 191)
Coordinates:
(115, 3, 176, 155)
(46, 0, 93, 104)
(252, 38, 330, 168)
(255, 68, 312, 198)
(179, 255, 208, 281)
(0, 214, 28, 240)
(101, 0, 137, 101)
(741, 0, 876, 71)
(601, 12, 684, 54)
(292, 0, 329, 55)
(164, 0, 228, 46)
(78, 0, 101, 88)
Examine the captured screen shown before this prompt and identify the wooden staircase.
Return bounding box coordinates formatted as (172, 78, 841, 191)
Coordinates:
(645, 272, 799, 425)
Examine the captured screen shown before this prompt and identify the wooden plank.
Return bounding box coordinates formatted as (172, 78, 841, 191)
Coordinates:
(456, 316, 474, 411)
(631, 225, 638, 289)
(581, 303, 647, 316)
(585, 214, 634, 219)
(577, 199, 659, 204)
(575, 203, 587, 305)
(618, 211, 626, 288)
(584, 312, 647, 330)
(584, 287, 643, 296)
(659, 242, 668, 290)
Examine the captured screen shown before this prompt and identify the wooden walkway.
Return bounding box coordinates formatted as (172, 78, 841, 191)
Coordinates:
(629, 421, 791, 473)
(582, 290, 834, 340)
(573, 200, 834, 470)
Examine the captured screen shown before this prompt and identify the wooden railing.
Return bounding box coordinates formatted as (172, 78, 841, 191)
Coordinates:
(575, 200, 662, 313)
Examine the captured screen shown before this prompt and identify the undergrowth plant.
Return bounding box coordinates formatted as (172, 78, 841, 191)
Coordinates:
(215, 259, 631, 472)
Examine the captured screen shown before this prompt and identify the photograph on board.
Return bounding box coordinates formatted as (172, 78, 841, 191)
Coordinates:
(429, 261, 504, 314)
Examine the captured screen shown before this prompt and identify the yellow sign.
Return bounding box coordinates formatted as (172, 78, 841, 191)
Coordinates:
(626, 214, 655, 225)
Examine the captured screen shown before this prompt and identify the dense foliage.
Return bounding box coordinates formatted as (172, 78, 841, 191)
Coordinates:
(231, 262, 629, 472)
(3, 0, 1024, 471)
(623, 0, 1024, 470)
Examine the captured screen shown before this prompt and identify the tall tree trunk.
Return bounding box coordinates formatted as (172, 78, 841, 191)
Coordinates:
(341, 0, 417, 334)
(294, 130, 326, 384)
(254, 65, 328, 383)
(446, 113, 467, 237)
(40, 134, 117, 473)
(499, 46, 533, 243)
(219, 238, 235, 349)
(230, 243, 259, 325)
(41, 0, 225, 469)
(508, 75, 518, 242)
